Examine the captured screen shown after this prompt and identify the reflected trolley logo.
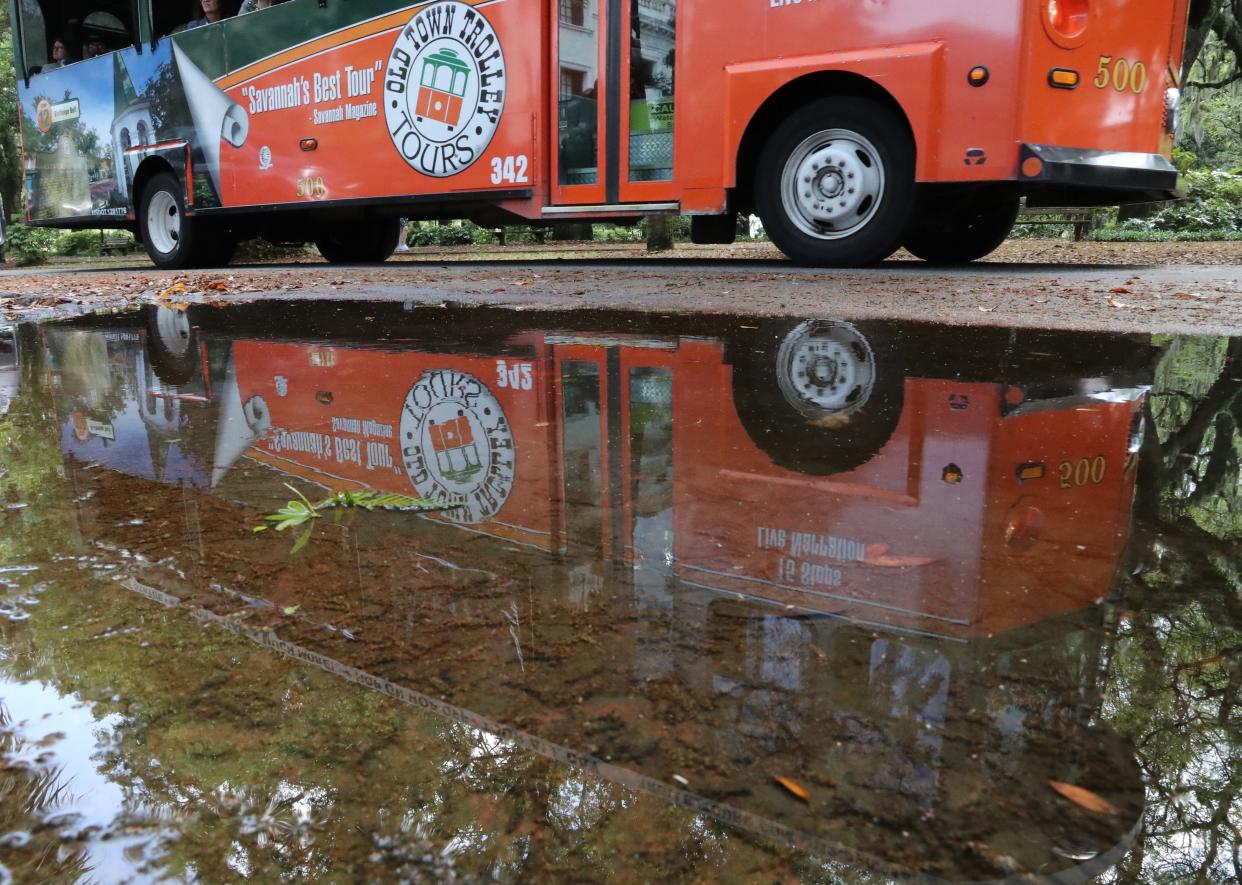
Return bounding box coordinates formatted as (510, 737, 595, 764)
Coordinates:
(384, 0, 507, 177)
(399, 369, 515, 524)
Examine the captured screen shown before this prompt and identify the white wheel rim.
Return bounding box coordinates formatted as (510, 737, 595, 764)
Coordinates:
(154, 307, 192, 358)
(146, 190, 181, 255)
(781, 129, 885, 240)
(775, 320, 877, 417)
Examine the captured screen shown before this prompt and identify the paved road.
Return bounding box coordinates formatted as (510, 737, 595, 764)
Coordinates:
(3, 253, 1241, 335)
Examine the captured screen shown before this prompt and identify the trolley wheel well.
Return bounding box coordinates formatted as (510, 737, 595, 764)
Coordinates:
(130, 157, 177, 242)
(733, 71, 914, 216)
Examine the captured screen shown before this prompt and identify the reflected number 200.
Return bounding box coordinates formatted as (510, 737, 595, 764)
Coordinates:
(495, 360, 533, 390)
(1058, 456, 1106, 489)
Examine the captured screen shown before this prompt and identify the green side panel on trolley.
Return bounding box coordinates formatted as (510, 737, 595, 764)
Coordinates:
(173, 0, 410, 81)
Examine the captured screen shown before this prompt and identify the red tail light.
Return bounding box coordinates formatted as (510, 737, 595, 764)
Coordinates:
(1043, 0, 1090, 47)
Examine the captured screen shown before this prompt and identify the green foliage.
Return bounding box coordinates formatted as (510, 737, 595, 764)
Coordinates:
(0, 6, 22, 221)
(1007, 211, 1108, 240)
(5, 223, 60, 264)
(55, 228, 102, 256)
(1093, 227, 1242, 242)
(593, 224, 643, 242)
(405, 221, 483, 247)
(1116, 168, 1242, 234)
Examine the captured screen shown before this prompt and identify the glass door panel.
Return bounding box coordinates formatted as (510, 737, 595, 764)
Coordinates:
(626, 0, 675, 184)
(553, 0, 606, 203)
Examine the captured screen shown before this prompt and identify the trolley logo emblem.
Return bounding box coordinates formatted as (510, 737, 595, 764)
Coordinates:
(399, 369, 515, 524)
(384, 0, 506, 178)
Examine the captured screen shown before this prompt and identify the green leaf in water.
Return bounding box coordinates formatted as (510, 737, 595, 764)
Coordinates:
(318, 490, 447, 513)
(289, 523, 315, 555)
(253, 486, 448, 551)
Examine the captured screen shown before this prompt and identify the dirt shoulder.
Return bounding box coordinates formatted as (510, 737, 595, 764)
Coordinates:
(2, 239, 1240, 335)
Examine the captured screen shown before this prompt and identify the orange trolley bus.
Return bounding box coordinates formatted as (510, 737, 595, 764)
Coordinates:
(10, 0, 1190, 268)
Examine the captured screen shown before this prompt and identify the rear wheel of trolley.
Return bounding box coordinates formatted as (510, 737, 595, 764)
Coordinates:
(754, 96, 916, 267)
(315, 218, 402, 264)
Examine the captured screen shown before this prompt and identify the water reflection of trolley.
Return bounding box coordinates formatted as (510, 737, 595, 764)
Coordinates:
(416, 49, 470, 129)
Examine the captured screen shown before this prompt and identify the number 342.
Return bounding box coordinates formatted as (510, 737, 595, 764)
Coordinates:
(490, 155, 529, 185)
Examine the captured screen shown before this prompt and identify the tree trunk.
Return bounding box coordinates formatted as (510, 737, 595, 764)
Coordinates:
(645, 216, 674, 252)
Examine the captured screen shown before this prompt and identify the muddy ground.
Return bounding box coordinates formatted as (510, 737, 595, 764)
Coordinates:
(3, 238, 1241, 334)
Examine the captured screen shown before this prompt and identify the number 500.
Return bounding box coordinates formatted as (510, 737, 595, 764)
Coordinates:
(1094, 56, 1148, 94)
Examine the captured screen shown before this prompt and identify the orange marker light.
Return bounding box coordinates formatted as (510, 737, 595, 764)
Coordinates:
(968, 66, 990, 87)
(300, 138, 319, 151)
(1022, 156, 1044, 178)
(1049, 68, 1080, 89)
(1016, 462, 1046, 482)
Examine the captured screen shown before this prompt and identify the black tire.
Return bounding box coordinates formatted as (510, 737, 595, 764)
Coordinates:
(904, 188, 1020, 264)
(730, 319, 905, 475)
(207, 229, 239, 267)
(315, 218, 402, 264)
(755, 97, 915, 267)
(138, 171, 213, 270)
(145, 304, 198, 385)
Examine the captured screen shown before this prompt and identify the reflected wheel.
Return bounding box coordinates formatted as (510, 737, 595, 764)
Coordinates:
(730, 319, 906, 475)
(145, 304, 198, 385)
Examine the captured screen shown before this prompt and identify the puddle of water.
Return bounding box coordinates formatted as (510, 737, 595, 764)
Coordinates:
(0, 304, 1238, 881)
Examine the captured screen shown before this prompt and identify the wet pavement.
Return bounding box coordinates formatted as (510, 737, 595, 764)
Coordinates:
(0, 303, 1240, 881)
(4, 249, 1242, 336)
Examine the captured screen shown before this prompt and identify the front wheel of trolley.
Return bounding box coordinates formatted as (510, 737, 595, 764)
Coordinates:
(755, 97, 915, 267)
(730, 319, 906, 475)
(904, 187, 1020, 264)
(138, 172, 217, 270)
(315, 218, 402, 264)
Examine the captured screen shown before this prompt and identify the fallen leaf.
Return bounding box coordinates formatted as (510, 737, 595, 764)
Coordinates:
(282, 605, 301, 616)
(205, 279, 229, 291)
(1048, 780, 1119, 815)
(1109, 286, 1131, 294)
(775, 776, 811, 802)
(1106, 296, 1130, 308)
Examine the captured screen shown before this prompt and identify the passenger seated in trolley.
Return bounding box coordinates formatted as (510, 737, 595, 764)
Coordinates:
(186, 0, 229, 30)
